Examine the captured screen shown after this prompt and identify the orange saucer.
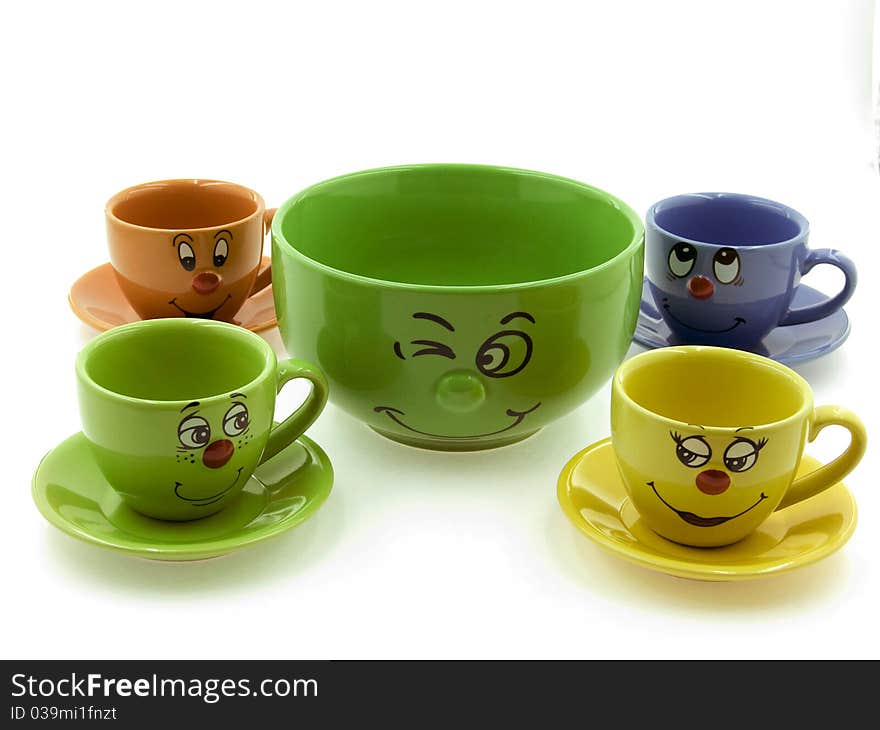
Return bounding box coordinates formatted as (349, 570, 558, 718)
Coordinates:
(69, 257, 277, 333)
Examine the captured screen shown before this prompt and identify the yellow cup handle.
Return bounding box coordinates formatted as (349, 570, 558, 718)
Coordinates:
(248, 207, 276, 296)
(776, 405, 867, 510)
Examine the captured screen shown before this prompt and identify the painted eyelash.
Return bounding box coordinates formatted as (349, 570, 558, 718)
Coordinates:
(733, 436, 767, 449)
(670, 431, 710, 447)
(411, 340, 455, 359)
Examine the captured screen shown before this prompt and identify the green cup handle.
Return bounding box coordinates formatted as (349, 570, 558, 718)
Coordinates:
(260, 358, 329, 464)
(776, 405, 867, 510)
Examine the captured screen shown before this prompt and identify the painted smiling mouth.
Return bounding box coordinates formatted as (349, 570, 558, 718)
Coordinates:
(661, 301, 745, 334)
(373, 402, 542, 439)
(174, 467, 243, 507)
(169, 294, 232, 319)
(648, 481, 768, 527)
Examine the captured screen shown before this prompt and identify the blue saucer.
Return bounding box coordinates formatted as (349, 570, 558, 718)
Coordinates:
(634, 279, 850, 364)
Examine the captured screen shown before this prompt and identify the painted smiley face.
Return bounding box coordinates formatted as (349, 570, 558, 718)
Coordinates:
(661, 242, 748, 333)
(166, 230, 237, 318)
(373, 311, 542, 439)
(648, 428, 770, 527)
(173, 392, 257, 506)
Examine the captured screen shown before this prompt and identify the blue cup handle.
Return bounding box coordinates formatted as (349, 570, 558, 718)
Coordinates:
(779, 249, 857, 326)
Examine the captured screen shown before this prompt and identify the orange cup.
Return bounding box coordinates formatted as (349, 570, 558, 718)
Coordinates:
(105, 179, 273, 321)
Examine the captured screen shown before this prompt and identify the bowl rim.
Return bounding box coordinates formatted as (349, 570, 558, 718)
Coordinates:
(271, 163, 645, 293)
(75, 318, 276, 408)
(613, 344, 813, 433)
(646, 191, 809, 249)
(106, 178, 266, 233)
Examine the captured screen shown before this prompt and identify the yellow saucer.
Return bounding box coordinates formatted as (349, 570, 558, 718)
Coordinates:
(557, 438, 857, 581)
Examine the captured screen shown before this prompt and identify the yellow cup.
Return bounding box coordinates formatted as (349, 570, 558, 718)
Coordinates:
(611, 346, 866, 547)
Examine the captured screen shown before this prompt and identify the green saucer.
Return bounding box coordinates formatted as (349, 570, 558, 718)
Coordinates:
(32, 432, 333, 561)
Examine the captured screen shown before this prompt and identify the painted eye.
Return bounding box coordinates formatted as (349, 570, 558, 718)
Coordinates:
(668, 242, 697, 278)
(223, 402, 249, 437)
(476, 330, 532, 378)
(672, 433, 711, 468)
(178, 241, 196, 271)
(178, 415, 211, 449)
(713, 247, 740, 284)
(213, 238, 229, 267)
(724, 438, 763, 473)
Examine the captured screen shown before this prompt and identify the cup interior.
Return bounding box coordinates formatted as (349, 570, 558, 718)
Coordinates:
(618, 349, 806, 427)
(652, 194, 806, 246)
(109, 180, 259, 230)
(277, 166, 641, 286)
(81, 322, 271, 401)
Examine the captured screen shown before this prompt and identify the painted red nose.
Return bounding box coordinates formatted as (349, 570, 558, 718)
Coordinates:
(696, 469, 730, 495)
(688, 276, 714, 300)
(192, 271, 221, 295)
(203, 439, 234, 469)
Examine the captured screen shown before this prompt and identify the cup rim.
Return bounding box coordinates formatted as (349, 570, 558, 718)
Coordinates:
(105, 178, 266, 233)
(646, 192, 810, 249)
(271, 163, 645, 293)
(613, 345, 813, 432)
(76, 319, 276, 408)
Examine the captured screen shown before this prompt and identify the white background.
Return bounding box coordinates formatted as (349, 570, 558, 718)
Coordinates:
(1, 0, 878, 659)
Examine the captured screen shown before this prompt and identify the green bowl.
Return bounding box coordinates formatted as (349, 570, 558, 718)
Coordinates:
(272, 164, 644, 451)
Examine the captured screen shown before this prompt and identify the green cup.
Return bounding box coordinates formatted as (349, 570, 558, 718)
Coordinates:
(272, 164, 644, 451)
(76, 319, 328, 520)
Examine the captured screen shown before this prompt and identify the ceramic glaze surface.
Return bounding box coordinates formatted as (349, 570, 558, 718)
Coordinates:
(106, 179, 273, 322)
(558, 439, 857, 581)
(32, 433, 333, 561)
(635, 279, 850, 363)
(69, 258, 277, 332)
(76, 319, 328, 520)
(272, 164, 644, 451)
(646, 193, 856, 346)
(610, 346, 866, 547)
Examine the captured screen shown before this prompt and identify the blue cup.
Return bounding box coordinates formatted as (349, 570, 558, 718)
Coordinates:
(645, 193, 857, 346)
